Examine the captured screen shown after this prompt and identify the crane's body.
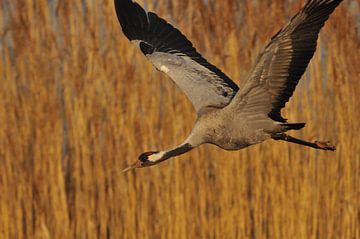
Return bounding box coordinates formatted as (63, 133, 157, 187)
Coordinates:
(115, 0, 342, 171)
(191, 107, 275, 150)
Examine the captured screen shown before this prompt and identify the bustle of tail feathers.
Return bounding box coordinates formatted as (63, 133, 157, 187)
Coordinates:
(282, 123, 306, 131)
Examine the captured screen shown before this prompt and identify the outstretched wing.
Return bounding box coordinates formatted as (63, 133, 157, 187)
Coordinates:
(231, 0, 342, 122)
(115, 0, 239, 113)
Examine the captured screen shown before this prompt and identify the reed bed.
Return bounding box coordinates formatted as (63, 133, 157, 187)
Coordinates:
(0, 0, 359, 238)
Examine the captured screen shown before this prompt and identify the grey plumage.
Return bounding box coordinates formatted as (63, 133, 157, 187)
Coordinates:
(115, 0, 238, 112)
(115, 0, 341, 171)
(234, 0, 343, 122)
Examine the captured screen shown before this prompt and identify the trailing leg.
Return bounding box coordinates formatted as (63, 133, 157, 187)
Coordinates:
(271, 133, 336, 151)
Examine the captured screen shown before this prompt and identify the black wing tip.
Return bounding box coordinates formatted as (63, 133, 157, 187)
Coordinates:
(114, 0, 239, 93)
(114, 0, 131, 23)
(114, 0, 149, 41)
(270, 0, 343, 118)
(303, 0, 343, 13)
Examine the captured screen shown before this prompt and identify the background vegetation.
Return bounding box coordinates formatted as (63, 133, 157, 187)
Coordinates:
(0, 0, 359, 238)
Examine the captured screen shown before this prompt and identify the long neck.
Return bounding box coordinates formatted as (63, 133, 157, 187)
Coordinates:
(149, 143, 194, 164)
(161, 143, 193, 161)
(149, 129, 205, 164)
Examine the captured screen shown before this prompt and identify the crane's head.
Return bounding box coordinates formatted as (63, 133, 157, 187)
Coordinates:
(122, 151, 162, 172)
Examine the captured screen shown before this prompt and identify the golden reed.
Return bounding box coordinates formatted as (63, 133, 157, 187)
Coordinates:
(0, 0, 358, 238)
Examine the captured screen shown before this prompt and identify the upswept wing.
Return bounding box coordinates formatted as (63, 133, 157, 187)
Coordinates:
(231, 0, 342, 122)
(115, 0, 239, 113)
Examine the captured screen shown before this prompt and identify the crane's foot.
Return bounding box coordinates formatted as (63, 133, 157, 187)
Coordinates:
(272, 133, 336, 151)
(314, 141, 336, 151)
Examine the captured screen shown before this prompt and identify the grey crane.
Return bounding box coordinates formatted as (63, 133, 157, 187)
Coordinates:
(116, 0, 341, 172)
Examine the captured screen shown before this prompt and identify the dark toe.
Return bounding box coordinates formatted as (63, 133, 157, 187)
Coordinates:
(315, 141, 336, 151)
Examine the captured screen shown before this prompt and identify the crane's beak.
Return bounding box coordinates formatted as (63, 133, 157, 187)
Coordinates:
(122, 161, 142, 173)
(122, 165, 134, 173)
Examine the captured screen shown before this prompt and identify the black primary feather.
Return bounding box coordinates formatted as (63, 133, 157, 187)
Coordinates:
(114, 0, 239, 93)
